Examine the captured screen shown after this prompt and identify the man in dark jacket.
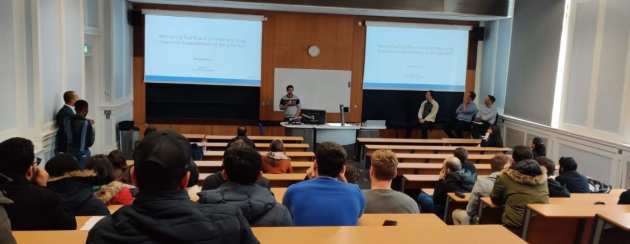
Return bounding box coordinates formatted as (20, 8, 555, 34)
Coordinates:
(619, 189, 630, 204)
(535, 157, 570, 197)
(66, 100, 95, 168)
(198, 145, 292, 227)
(56, 91, 78, 154)
(87, 130, 259, 244)
(45, 154, 109, 216)
(557, 157, 590, 193)
(227, 127, 256, 149)
(0, 137, 77, 230)
(433, 157, 474, 218)
(453, 147, 477, 189)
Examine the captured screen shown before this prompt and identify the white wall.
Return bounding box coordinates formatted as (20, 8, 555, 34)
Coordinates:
(0, 0, 133, 162)
(479, 18, 513, 114)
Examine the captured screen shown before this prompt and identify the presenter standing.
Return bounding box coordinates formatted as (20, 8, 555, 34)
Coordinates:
(444, 91, 478, 138)
(280, 85, 301, 119)
(417, 91, 439, 139)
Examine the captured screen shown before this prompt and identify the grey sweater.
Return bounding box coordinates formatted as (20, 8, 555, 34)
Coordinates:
(363, 189, 420, 214)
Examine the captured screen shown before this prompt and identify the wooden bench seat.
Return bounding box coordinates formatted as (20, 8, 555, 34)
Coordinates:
(203, 151, 315, 161)
(198, 173, 306, 187)
(398, 163, 492, 175)
(365, 145, 511, 155)
(195, 160, 313, 173)
(395, 153, 495, 163)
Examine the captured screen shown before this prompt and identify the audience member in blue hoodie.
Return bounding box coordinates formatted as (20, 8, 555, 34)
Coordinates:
(557, 157, 590, 193)
(282, 142, 365, 226)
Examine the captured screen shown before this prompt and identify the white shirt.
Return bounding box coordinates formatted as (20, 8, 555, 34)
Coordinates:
(65, 104, 76, 114)
(476, 104, 497, 124)
(417, 99, 439, 122)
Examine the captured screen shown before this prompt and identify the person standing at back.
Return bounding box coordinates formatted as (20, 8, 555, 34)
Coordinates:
(282, 142, 365, 226)
(444, 91, 479, 138)
(364, 150, 419, 214)
(417, 90, 439, 139)
(279, 85, 301, 119)
(56, 91, 79, 154)
(556, 157, 590, 193)
(0, 137, 76, 230)
(66, 100, 95, 168)
(87, 130, 259, 244)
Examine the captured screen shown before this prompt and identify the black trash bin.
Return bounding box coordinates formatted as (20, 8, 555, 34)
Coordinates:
(116, 121, 139, 159)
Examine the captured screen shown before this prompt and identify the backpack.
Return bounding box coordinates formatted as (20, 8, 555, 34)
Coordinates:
(587, 178, 612, 193)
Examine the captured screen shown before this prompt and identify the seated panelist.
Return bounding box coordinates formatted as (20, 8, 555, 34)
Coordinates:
(444, 91, 478, 138)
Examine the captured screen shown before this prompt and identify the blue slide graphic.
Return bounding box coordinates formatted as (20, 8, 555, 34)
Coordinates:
(144, 13, 262, 86)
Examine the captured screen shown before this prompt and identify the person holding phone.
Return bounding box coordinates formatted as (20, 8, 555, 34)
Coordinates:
(279, 85, 301, 119)
(0, 137, 76, 230)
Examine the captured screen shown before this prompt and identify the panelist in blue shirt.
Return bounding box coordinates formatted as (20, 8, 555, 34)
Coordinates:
(282, 142, 365, 226)
(444, 91, 479, 138)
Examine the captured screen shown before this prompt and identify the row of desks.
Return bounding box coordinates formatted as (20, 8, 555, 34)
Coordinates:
(13, 225, 526, 244)
(197, 142, 310, 151)
(364, 145, 511, 156)
(184, 134, 304, 143)
(357, 137, 482, 146)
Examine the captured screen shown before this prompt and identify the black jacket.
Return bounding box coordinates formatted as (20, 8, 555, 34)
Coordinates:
(202, 172, 270, 191)
(198, 182, 293, 227)
(547, 178, 570, 198)
(556, 171, 590, 193)
(66, 114, 95, 154)
(47, 170, 110, 216)
(227, 136, 256, 149)
(619, 189, 630, 204)
(55, 105, 75, 153)
(0, 177, 76, 230)
(433, 170, 473, 216)
(87, 190, 259, 244)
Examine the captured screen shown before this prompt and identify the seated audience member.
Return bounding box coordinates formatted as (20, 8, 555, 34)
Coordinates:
(45, 154, 110, 216)
(619, 189, 630, 204)
(0, 137, 76, 230)
(453, 147, 477, 189)
(0, 188, 16, 244)
(491, 159, 549, 234)
(556, 157, 590, 193)
(535, 157, 570, 198)
(417, 90, 439, 139)
(282, 142, 365, 226)
(531, 137, 546, 158)
(227, 126, 256, 149)
(444, 91, 479, 138)
(85, 155, 134, 205)
(107, 149, 132, 184)
(198, 146, 292, 227)
(512, 145, 534, 164)
(432, 157, 474, 218)
(480, 125, 503, 147)
(364, 150, 419, 214)
(66, 100, 95, 168)
(87, 131, 258, 244)
(202, 140, 270, 191)
(472, 95, 498, 138)
(453, 154, 510, 225)
(261, 139, 293, 174)
(344, 162, 361, 184)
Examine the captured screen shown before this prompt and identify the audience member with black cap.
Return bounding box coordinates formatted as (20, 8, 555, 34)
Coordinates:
(45, 153, 110, 216)
(0, 137, 76, 230)
(535, 156, 570, 198)
(87, 130, 259, 244)
(282, 142, 365, 226)
(198, 145, 292, 227)
(556, 157, 590, 193)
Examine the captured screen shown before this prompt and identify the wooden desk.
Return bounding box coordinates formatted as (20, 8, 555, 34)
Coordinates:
(13, 225, 525, 244)
(271, 187, 287, 203)
(358, 138, 481, 146)
(195, 160, 313, 173)
(198, 142, 310, 152)
(395, 153, 495, 163)
(108, 205, 123, 214)
(592, 210, 630, 244)
(523, 204, 630, 244)
(203, 151, 315, 161)
(401, 174, 439, 190)
(365, 145, 511, 155)
(205, 135, 303, 143)
(357, 214, 446, 227)
(183, 133, 205, 142)
(397, 163, 492, 175)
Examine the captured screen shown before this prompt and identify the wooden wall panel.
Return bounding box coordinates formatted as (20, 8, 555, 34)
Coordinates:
(132, 3, 479, 135)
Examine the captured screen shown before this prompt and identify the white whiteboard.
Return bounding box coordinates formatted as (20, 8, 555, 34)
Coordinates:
(274, 68, 351, 113)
